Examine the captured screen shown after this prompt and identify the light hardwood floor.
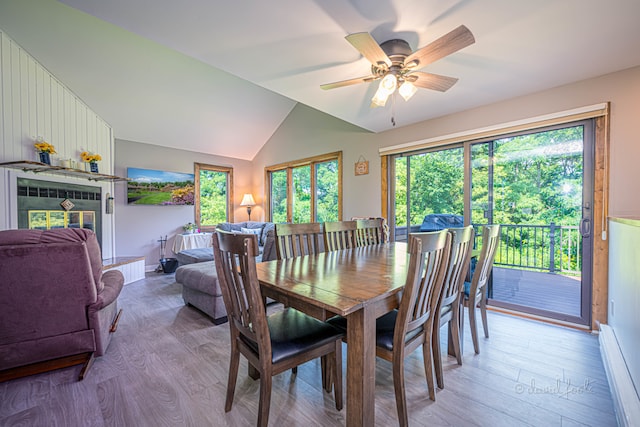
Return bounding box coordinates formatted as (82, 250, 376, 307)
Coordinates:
(0, 272, 617, 426)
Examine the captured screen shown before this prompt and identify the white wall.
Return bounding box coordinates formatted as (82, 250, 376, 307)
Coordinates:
(114, 139, 253, 269)
(0, 28, 116, 257)
(607, 218, 640, 400)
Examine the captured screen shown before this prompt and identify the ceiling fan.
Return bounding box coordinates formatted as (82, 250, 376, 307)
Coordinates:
(321, 25, 475, 107)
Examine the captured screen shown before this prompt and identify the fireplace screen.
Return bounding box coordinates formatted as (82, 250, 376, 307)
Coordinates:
(17, 177, 102, 246)
(28, 210, 95, 231)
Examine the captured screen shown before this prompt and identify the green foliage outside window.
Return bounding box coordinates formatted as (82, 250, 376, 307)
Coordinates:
(393, 125, 585, 273)
(199, 169, 229, 226)
(316, 160, 339, 222)
(394, 148, 464, 227)
(268, 153, 341, 223)
(292, 166, 311, 223)
(271, 169, 288, 223)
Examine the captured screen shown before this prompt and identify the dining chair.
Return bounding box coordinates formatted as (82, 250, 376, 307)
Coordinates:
(432, 225, 474, 390)
(354, 218, 384, 246)
(328, 230, 451, 426)
(461, 224, 501, 354)
(212, 230, 344, 427)
(323, 220, 357, 251)
(275, 222, 324, 259)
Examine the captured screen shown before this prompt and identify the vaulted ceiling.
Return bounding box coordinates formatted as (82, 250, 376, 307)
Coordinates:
(1, 0, 639, 160)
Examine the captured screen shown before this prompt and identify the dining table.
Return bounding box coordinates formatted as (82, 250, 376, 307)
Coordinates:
(255, 242, 409, 427)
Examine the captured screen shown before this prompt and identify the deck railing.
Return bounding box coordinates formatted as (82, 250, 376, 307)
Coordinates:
(395, 222, 581, 274)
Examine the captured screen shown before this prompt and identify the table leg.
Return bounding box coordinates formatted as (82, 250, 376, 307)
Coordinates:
(346, 307, 376, 427)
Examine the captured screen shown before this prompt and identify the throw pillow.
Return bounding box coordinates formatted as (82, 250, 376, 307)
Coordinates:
(241, 227, 262, 242)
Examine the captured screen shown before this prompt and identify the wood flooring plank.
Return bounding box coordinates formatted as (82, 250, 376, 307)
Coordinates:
(0, 272, 618, 427)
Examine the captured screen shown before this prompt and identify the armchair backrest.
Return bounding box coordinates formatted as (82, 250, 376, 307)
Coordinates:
(0, 228, 103, 344)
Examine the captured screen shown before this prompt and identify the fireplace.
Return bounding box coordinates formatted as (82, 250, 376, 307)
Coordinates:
(17, 178, 102, 246)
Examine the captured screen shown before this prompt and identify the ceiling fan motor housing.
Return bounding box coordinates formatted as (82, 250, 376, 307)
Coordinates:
(372, 39, 412, 77)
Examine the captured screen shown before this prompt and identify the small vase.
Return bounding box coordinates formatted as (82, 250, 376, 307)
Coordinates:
(90, 162, 99, 173)
(38, 152, 51, 165)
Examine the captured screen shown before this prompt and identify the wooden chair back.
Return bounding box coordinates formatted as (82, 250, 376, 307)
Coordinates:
(396, 230, 451, 349)
(212, 230, 271, 359)
(213, 229, 344, 425)
(439, 226, 475, 313)
(469, 224, 501, 302)
(323, 220, 357, 251)
(275, 222, 324, 260)
(432, 226, 474, 388)
(355, 218, 384, 246)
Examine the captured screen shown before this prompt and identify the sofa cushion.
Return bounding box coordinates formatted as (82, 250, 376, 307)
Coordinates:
(217, 221, 274, 247)
(176, 248, 215, 265)
(175, 261, 219, 295)
(241, 227, 262, 238)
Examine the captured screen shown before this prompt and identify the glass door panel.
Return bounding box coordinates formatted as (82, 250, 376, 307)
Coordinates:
(470, 123, 592, 324)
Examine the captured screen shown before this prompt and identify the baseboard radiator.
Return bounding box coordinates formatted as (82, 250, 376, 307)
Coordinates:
(599, 324, 640, 426)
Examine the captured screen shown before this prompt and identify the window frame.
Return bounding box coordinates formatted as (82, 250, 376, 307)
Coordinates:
(194, 162, 233, 231)
(265, 151, 342, 223)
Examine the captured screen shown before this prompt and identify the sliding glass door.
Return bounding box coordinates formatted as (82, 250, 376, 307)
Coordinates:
(471, 122, 593, 324)
(390, 121, 594, 325)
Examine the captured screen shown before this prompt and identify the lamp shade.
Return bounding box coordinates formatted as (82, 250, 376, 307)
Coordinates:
(240, 193, 256, 206)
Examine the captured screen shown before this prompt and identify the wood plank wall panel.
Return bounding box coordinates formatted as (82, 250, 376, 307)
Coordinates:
(0, 30, 113, 168)
(0, 29, 115, 255)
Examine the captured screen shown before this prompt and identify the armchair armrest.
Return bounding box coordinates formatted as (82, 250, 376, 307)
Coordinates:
(261, 229, 277, 262)
(91, 270, 124, 310)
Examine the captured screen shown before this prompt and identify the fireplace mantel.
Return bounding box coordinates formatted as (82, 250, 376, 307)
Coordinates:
(0, 161, 128, 182)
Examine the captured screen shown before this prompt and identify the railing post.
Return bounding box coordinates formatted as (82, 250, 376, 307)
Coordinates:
(549, 222, 556, 273)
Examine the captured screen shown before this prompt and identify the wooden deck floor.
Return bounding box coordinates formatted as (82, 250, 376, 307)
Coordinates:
(491, 267, 582, 317)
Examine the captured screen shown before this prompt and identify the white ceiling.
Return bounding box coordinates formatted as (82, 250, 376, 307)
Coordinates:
(1, 0, 639, 160)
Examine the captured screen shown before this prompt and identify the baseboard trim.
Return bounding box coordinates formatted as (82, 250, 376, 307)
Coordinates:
(599, 323, 640, 427)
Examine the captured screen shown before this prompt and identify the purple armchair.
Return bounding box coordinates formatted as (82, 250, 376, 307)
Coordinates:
(0, 228, 124, 381)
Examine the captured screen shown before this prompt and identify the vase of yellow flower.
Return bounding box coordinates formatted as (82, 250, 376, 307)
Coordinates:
(34, 137, 56, 165)
(81, 151, 102, 173)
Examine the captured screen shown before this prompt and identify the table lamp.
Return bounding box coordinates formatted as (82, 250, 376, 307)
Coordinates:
(240, 193, 256, 220)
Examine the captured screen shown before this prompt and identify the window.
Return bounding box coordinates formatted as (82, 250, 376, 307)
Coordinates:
(195, 163, 233, 230)
(266, 152, 342, 223)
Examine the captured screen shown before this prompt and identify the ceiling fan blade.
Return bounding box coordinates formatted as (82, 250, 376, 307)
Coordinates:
(345, 32, 392, 67)
(404, 25, 475, 69)
(409, 72, 459, 92)
(320, 75, 377, 90)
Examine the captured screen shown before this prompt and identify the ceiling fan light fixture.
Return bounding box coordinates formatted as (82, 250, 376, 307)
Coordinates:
(371, 88, 390, 107)
(379, 73, 397, 94)
(398, 80, 417, 101)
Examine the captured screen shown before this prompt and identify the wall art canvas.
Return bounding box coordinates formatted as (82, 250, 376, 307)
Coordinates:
(127, 167, 194, 205)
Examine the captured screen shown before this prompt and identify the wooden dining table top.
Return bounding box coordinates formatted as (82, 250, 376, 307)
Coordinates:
(255, 241, 410, 317)
(256, 241, 411, 426)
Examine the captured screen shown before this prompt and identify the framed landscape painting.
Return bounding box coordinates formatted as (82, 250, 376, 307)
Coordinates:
(127, 167, 194, 205)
